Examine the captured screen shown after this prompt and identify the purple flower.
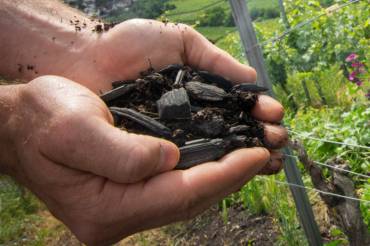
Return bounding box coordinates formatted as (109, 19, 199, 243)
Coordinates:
(356, 80, 363, 86)
(345, 53, 358, 62)
(351, 62, 364, 68)
(349, 71, 357, 81)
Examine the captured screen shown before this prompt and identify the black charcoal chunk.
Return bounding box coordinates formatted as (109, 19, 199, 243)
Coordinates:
(232, 83, 269, 93)
(112, 80, 135, 89)
(158, 64, 183, 75)
(185, 81, 227, 102)
(229, 125, 250, 134)
(226, 135, 248, 148)
(176, 139, 226, 170)
(109, 107, 172, 138)
(198, 71, 233, 91)
(157, 88, 191, 120)
(193, 115, 224, 137)
(100, 83, 136, 103)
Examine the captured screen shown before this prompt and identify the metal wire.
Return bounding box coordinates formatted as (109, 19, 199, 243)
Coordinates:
(288, 129, 370, 150)
(257, 176, 370, 204)
(246, 0, 362, 52)
(284, 154, 370, 179)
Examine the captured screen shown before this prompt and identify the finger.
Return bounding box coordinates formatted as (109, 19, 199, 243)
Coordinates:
(258, 151, 284, 175)
(40, 116, 179, 183)
(264, 123, 289, 149)
(182, 26, 257, 83)
(252, 95, 285, 123)
(119, 148, 270, 232)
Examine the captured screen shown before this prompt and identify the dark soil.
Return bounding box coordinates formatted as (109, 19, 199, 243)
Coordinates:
(164, 205, 279, 246)
(102, 65, 267, 169)
(121, 204, 280, 246)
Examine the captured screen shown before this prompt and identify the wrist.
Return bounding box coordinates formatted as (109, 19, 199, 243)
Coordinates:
(0, 84, 24, 176)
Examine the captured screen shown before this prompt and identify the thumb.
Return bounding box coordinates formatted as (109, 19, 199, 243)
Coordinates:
(40, 115, 179, 183)
(182, 26, 257, 84)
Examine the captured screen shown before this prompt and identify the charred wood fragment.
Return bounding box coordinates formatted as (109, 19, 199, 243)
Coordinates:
(110, 107, 172, 139)
(185, 81, 228, 102)
(157, 88, 191, 120)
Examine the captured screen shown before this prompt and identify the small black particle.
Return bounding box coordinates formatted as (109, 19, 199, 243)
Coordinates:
(95, 24, 103, 33)
(27, 65, 34, 70)
(17, 64, 23, 73)
(52, 37, 56, 41)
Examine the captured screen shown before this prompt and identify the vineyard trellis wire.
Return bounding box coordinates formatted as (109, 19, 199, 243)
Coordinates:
(257, 176, 370, 204)
(284, 154, 370, 179)
(288, 129, 370, 150)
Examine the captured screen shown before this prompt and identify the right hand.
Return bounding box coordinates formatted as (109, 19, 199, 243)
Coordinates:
(2, 75, 274, 245)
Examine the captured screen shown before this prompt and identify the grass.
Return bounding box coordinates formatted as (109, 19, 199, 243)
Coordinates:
(0, 177, 40, 244)
(166, 0, 278, 24)
(196, 26, 236, 41)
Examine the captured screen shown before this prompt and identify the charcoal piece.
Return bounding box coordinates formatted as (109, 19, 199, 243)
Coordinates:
(229, 125, 250, 134)
(235, 91, 258, 112)
(100, 83, 136, 103)
(193, 115, 224, 137)
(112, 80, 135, 89)
(232, 83, 269, 93)
(110, 107, 172, 138)
(145, 73, 165, 85)
(158, 64, 183, 76)
(173, 69, 187, 87)
(190, 105, 203, 112)
(185, 81, 228, 102)
(157, 88, 191, 120)
(176, 138, 227, 170)
(198, 71, 233, 91)
(184, 139, 209, 145)
(225, 135, 249, 148)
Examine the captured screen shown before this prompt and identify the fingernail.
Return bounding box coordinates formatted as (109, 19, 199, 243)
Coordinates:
(159, 141, 180, 170)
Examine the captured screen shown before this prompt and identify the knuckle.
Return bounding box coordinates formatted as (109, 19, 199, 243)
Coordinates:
(123, 140, 160, 181)
(39, 112, 85, 153)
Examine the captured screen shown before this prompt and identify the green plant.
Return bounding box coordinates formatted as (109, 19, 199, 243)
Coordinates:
(106, 0, 175, 22)
(0, 177, 41, 243)
(198, 6, 227, 27)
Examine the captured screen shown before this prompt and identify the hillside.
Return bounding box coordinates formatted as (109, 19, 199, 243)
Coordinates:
(165, 0, 278, 24)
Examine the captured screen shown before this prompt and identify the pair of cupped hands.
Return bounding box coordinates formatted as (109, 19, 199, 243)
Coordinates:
(4, 20, 287, 245)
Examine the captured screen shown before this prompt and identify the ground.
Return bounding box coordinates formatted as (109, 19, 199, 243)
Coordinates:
(28, 204, 279, 246)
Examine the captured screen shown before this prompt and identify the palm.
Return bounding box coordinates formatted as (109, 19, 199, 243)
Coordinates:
(76, 19, 256, 94)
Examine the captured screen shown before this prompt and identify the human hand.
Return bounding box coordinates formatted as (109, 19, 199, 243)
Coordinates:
(66, 19, 287, 173)
(2, 75, 278, 245)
